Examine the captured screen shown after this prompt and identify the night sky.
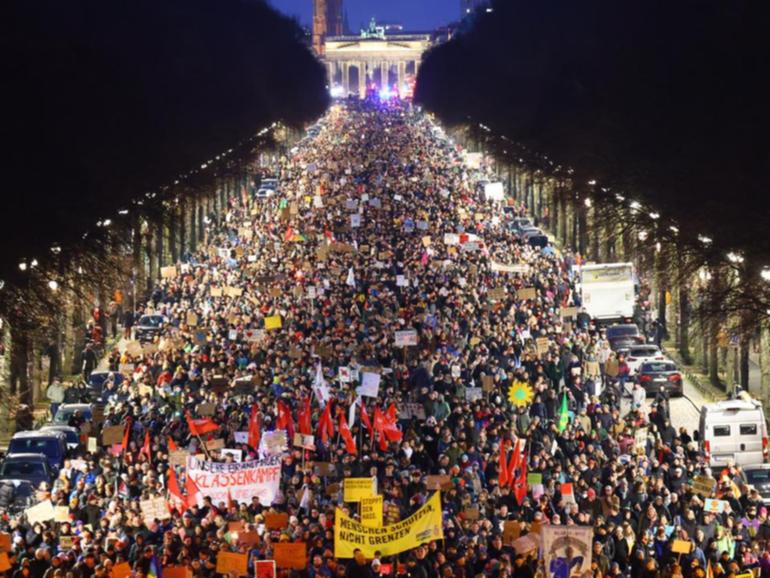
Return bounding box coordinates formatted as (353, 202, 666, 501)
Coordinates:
(268, 0, 459, 32)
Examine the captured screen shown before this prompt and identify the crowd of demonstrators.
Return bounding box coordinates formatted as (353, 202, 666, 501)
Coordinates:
(0, 99, 763, 578)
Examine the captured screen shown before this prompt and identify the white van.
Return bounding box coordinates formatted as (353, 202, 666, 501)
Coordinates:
(699, 395, 768, 467)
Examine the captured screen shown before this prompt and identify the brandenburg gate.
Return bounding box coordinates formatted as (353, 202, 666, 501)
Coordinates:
(324, 20, 432, 97)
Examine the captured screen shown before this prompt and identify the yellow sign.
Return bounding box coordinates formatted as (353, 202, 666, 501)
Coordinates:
(334, 492, 443, 558)
(343, 477, 376, 502)
(264, 315, 283, 330)
(360, 495, 383, 527)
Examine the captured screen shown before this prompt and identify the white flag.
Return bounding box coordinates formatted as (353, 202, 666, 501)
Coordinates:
(313, 363, 330, 406)
(348, 397, 358, 430)
(346, 267, 356, 287)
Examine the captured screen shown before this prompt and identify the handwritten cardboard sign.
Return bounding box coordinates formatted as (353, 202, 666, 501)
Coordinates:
(273, 542, 307, 570)
(216, 551, 248, 576)
(101, 425, 124, 446)
(264, 512, 289, 530)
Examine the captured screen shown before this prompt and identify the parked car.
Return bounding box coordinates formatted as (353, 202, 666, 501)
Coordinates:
(637, 360, 683, 396)
(509, 217, 535, 235)
(626, 344, 667, 376)
(0, 479, 36, 515)
(260, 178, 278, 190)
(0, 454, 54, 487)
(86, 370, 125, 402)
(606, 323, 645, 351)
(134, 314, 166, 342)
(255, 188, 276, 199)
(53, 403, 94, 426)
(744, 464, 770, 505)
(7, 431, 67, 472)
(700, 395, 768, 467)
(527, 234, 550, 248)
(38, 424, 81, 451)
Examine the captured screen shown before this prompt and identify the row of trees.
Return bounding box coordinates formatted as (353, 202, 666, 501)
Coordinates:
(416, 0, 770, 403)
(452, 124, 770, 402)
(0, 0, 329, 422)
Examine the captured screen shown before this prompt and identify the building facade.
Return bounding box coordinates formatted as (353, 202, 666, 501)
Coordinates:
(312, 0, 343, 56)
(324, 20, 431, 98)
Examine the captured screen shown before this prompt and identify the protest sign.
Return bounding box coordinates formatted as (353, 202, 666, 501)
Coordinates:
(343, 477, 377, 502)
(334, 492, 443, 558)
(160, 266, 177, 279)
(198, 402, 216, 417)
(273, 542, 307, 569)
(503, 521, 521, 545)
(140, 497, 170, 524)
(526, 473, 543, 486)
(186, 456, 281, 506)
(264, 512, 289, 530)
(398, 403, 426, 420)
(356, 372, 381, 398)
(102, 425, 126, 446)
(425, 475, 453, 491)
(25, 501, 55, 524)
(535, 337, 550, 357)
(394, 329, 418, 347)
(260, 430, 288, 456)
(671, 540, 693, 554)
(216, 552, 248, 576)
(360, 495, 384, 527)
(704, 498, 728, 514)
(691, 475, 717, 497)
(0, 534, 10, 553)
(490, 261, 529, 274)
(481, 374, 496, 392)
(634, 428, 648, 454)
(541, 526, 593, 578)
(169, 450, 188, 467)
(220, 448, 243, 462)
(264, 315, 282, 330)
(465, 387, 483, 402)
(255, 560, 276, 578)
(111, 562, 132, 578)
(293, 433, 316, 451)
(54, 506, 70, 523)
(517, 287, 537, 300)
(163, 567, 192, 578)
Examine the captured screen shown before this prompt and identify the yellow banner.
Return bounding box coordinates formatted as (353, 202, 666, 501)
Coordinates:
(360, 495, 383, 527)
(334, 492, 443, 558)
(343, 477, 376, 502)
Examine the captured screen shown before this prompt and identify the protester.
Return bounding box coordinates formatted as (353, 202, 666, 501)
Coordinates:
(0, 100, 752, 578)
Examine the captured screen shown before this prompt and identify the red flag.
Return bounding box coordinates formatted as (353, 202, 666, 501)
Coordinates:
(498, 442, 509, 487)
(507, 439, 521, 488)
(140, 431, 152, 461)
(338, 412, 357, 455)
(360, 403, 374, 441)
(283, 226, 294, 242)
(514, 451, 528, 505)
(298, 397, 312, 436)
(186, 412, 219, 436)
(167, 437, 178, 452)
(317, 403, 334, 445)
(248, 405, 261, 449)
(373, 407, 388, 451)
(121, 418, 132, 453)
(382, 404, 403, 442)
(185, 472, 202, 509)
(167, 467, 186, 513)
(276, 400, 295, 440)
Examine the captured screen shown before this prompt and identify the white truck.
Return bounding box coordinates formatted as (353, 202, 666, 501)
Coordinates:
(579, 262, 635, 321)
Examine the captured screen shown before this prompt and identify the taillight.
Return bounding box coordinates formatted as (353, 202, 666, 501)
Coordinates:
(655, 356, 664, 360)
(628, 357, 636, 362)
(704, 440, 711, 461)
(668, 373, 681, 382)
(640, 375, 652, 382)
(763, 437, 768, 461)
